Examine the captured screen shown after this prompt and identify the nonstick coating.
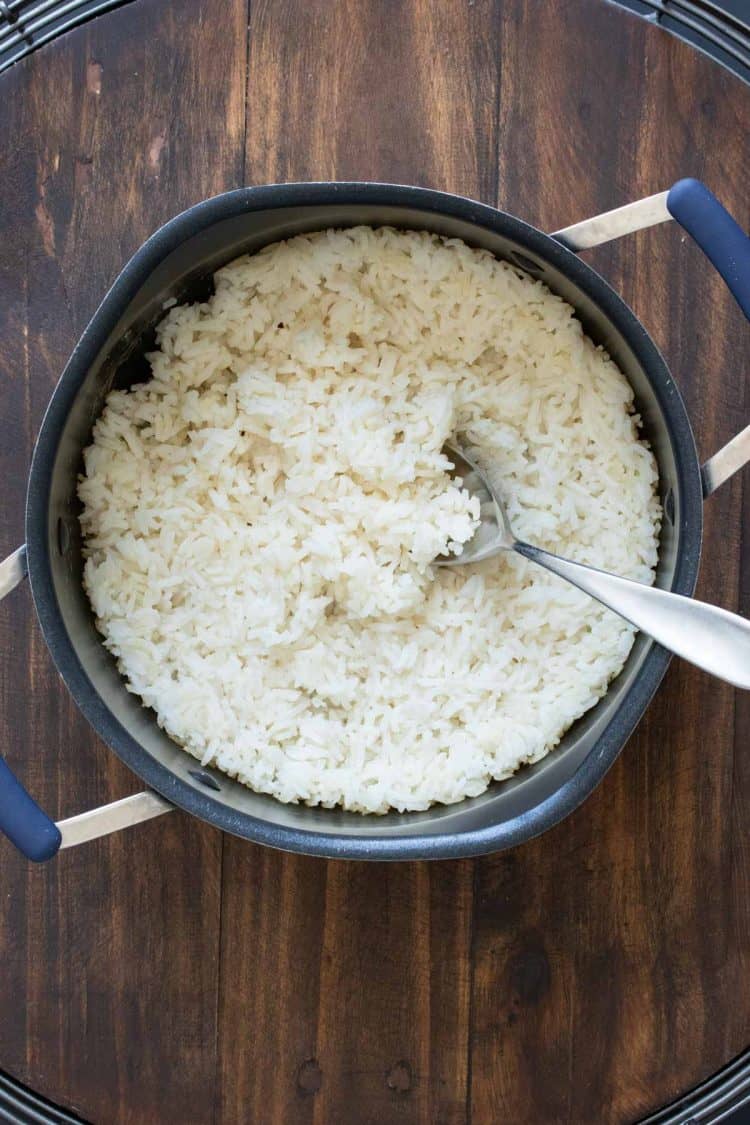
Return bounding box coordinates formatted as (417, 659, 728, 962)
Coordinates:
(25, 183, 704, 859)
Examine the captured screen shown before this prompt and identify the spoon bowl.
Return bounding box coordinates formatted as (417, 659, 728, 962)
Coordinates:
(438, 442, 513, 564)
(436, 440, 750, 690)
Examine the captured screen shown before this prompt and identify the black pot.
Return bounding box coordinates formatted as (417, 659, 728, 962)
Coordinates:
(2, 179, 749, 862)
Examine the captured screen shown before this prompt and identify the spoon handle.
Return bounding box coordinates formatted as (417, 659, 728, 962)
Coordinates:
(514, 541, 750, 689)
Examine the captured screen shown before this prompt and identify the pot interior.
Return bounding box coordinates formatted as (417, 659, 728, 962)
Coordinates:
(31, 188, 703, 856)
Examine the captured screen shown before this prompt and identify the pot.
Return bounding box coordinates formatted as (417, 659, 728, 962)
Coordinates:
(2, 179, 749, 863)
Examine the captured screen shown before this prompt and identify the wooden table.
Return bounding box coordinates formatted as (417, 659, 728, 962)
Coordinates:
(0, 1, 749, 1122)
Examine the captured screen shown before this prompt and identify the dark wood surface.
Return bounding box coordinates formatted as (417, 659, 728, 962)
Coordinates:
(0, 1, 748, 1122)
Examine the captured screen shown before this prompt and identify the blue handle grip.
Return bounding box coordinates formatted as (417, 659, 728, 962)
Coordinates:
(0, 756, 61, 861)
(666, 178, 750, 322)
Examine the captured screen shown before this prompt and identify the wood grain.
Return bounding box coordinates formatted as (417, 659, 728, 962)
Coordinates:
(0, 1, 245, 1122)
(244, 0, 500, 198)
(0, 1, 749, 1123)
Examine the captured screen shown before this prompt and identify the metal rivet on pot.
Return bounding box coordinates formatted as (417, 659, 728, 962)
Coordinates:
(188, 768, 221, 791)
(508, 250, 545, 276)
(57, 516, 70, 555)
(663, 487, 675, 525)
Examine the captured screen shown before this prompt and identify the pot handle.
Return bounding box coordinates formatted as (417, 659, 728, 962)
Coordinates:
(665, 179, 750, 321)
(0, 757, 61, 862)
(0, 547, 62, 861)
(553, 179, 750, 492)
(57, 790, 174, 848)
(0, 549, 174, 861)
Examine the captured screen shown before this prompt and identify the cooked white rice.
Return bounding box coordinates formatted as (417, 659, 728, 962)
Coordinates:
(78, 226, 660, 813)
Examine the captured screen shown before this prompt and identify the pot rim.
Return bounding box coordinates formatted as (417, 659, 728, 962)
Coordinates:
(25, 181, 704, 859)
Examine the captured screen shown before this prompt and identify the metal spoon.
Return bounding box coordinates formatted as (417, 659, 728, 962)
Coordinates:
(438, 442, 750, 689)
